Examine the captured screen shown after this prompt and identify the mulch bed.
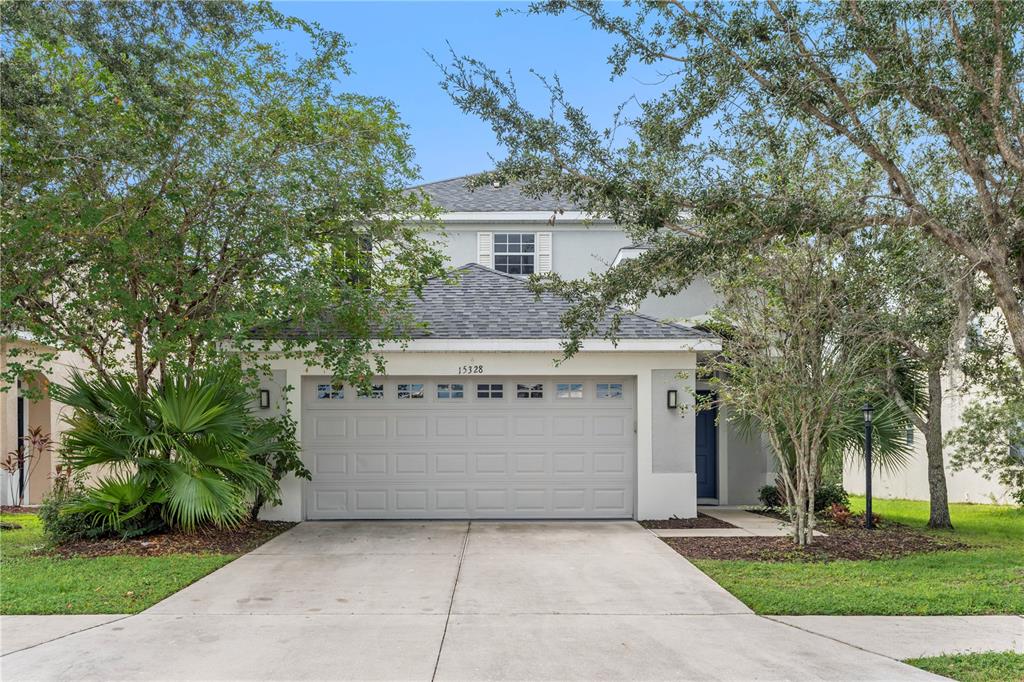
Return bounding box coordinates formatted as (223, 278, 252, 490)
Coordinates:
(1, 505, 41, 515)
(41, 521, 296, 558)
(663, 518, 966, 562)
(639, 513, 736, 530)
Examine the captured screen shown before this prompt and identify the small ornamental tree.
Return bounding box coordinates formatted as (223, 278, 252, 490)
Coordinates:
(704, 236, 880, 546)
(2, 1, 447, 395)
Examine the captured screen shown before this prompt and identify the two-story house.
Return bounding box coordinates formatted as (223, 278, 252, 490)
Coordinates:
(257, 176, 773, 522)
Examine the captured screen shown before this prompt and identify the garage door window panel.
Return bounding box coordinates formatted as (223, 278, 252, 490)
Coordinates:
(358, 384, 384, 399)
(397, 383, 424, 399)
(437, 383, 465, 399)
(597, 383, 624, 399)
(317, 383, 344, 400)
(556, 383, 583, 399)
(516, 383, 544, 399)
(477, 383, 504, 399)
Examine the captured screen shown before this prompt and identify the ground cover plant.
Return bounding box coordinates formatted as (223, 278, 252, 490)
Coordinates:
(905, 652, 1024, 682)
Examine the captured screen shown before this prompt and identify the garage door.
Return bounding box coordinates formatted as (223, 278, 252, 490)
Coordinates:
(301, 376, 636, 519)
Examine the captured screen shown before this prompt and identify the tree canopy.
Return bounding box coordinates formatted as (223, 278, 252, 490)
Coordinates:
(2, 0, 446, 393)
(440, 0, 1023, 368)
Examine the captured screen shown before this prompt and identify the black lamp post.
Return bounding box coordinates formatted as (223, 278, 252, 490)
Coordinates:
(862, 403, 874, 530)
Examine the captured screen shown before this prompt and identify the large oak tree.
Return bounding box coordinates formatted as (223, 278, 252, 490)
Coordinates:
(440, 0, 1023, 370)
(2, 0, 446, 395)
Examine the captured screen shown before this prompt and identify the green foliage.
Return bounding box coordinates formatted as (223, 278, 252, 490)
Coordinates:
(247, 408, 309, 519)
(51, 367, 277, 534)
(813, 483, 848, 513)
(948, 393, 1024, 506)
(758, 485, 782, 509)
(906, 652, 1024, 682)
(38, 466, 94, 544)
(438, 0, 1024, 370)
(1, 0, 447, 395)
(757, 483, 848, 514)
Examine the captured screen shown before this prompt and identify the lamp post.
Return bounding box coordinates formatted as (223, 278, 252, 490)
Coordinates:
(862, 403, 874, 530)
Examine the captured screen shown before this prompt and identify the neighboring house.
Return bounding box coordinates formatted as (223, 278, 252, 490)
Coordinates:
(255, 175, 773, 522)
(0, 334, 82, 506)
(843, 374, 1014, 505)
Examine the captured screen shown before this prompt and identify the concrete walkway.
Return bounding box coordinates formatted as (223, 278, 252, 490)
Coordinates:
(0, 521, 973, 681)
(769, 615, 1024, 659)
(650, 506, 826, 537)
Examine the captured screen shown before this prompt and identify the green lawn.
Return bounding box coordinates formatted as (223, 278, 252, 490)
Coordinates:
(1, 514, 239, 614)
(906, 652, 1024, 682)
(692, 497, 1024, 615)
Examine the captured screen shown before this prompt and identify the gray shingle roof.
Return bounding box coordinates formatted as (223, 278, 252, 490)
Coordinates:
(270, 264, 714, 342)
(408, 174, 582, 213)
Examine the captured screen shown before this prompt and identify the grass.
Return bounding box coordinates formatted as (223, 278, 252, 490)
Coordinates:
(905, 652, 1024, 682)
(1, 514, 238, 614)
(692, 497, 1024, 615)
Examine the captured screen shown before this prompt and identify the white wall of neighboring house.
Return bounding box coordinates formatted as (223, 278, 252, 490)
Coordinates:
(843, 374, 1014, 505)
(1, 338, 88, 505)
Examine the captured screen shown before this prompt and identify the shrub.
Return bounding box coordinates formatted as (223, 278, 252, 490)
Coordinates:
(758, 484, 783, 509)
(759, 482, 849, 512)
(825, 502, 853, 526)
(38, 464, 97, 543)
(814, 483, 849, 512)
(51, 366, 277, 537)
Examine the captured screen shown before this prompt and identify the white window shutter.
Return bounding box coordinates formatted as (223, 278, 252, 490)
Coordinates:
(477, 232, 493, 268)
(536, 232, 552, 273)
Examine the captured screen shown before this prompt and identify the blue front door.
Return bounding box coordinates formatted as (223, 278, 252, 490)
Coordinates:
(695, 391, 718, 499)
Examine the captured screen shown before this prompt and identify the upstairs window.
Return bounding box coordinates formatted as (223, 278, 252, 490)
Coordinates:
(494, 233, 535, 275)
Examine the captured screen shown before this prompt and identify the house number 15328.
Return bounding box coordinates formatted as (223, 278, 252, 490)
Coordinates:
(458, 365, 484, 374)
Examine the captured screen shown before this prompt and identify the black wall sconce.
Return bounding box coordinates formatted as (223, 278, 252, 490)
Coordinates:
(666, 389, 678, 409)
(259, 389, 271, 410)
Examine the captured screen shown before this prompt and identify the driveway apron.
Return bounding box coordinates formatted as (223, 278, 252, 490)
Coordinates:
(0, 521, 941, 681)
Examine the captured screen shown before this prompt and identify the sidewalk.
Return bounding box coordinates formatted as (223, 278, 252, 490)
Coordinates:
(768, 615, 1024, 660)
(648, 506, 826, 538)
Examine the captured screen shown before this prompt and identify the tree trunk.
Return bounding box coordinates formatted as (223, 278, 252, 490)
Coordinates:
(925, 367, 953, 529)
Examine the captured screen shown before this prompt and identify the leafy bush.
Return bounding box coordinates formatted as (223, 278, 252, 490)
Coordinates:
(38, 464, 96, 543)
(758, 482, 849, 513)
(248, 410, 308, 520)
(814, 483, 849, 512)
(52, 366, 278, 536)
(758, 484, 783, 509)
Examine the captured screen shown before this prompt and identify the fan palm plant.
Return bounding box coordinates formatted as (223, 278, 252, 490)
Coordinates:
(52, 366, 277, 534)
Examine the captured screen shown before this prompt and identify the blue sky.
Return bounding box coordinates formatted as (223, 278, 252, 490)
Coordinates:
(270, 1, 664, 183)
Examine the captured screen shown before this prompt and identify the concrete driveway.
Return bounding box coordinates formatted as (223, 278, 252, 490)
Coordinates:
(1, 521, 939, 681)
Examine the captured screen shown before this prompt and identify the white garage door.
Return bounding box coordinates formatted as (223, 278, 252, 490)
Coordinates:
(301, 376, 636, 519)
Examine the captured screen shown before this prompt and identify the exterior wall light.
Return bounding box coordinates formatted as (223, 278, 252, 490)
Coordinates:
(259, 389, 271, 410)
(666, 389, 678, 410)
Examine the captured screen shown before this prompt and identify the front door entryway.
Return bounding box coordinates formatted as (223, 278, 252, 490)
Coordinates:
(695, 390, 718, 499)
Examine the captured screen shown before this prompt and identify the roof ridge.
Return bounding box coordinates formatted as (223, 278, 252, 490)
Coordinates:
(622, 307, 714, 337)
(405, 172, 490, 191)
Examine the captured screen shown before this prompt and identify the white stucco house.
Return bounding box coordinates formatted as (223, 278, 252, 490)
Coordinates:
(255, 176, 774, 523)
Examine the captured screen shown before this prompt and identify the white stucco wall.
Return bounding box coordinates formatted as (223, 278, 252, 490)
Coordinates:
(843, 377, 1013, 505)
(258, 348, 701, 522)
